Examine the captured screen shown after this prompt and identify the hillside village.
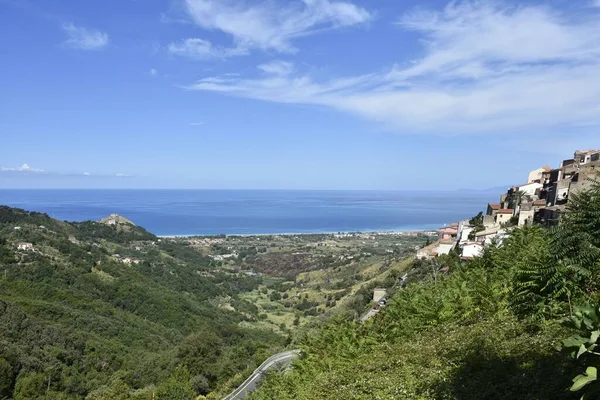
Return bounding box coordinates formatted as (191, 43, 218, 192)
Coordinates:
(418, 149, 600, 261)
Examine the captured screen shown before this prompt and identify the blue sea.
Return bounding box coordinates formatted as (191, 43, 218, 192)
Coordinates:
(0, 190, 497, 236)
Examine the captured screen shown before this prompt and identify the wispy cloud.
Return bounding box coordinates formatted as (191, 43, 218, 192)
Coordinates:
(168, 38, 248, 59)
(188, 121, 205, 126)
(1, 163, 45, 173)
(178, 0, 372, 56)
(593, 0, 600, 8)
(62, 23, 109, 50)
(150, 68, 158, 76)
(257, 60, 294, 76)
(186, 1, 600, 134)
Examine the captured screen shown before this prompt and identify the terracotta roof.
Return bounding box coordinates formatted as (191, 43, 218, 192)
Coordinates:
(541, 166, 552, 171)
(497, 209, 514, 214)
(488, 203, 501, 209)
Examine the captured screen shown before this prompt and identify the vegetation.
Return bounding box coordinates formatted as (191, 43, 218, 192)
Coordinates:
(251, 177, 600, 399)
(0, 207, 285, 399)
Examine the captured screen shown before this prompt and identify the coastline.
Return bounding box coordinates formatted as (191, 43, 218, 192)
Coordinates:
(157, 227, 440, 238)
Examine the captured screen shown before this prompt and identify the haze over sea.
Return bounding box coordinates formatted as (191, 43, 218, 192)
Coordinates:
(0, 190, 497, 236)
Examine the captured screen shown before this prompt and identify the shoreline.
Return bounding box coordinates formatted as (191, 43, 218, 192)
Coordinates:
(157, 228, 440, 239)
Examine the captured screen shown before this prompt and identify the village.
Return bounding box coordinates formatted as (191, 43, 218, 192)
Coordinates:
(418, 149, 600, 261)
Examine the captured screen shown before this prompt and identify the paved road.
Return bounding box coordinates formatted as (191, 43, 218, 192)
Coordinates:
(223, 350, 301, 400)
(359, 307, 380, 323)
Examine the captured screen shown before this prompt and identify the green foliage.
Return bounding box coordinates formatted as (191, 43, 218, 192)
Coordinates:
(0, 206, 284, 398)
(155, 365, 195, 400)
(251, 177, 600, 399)
(562, 303, 600, 398)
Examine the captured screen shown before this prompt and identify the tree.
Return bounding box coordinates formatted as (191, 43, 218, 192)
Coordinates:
(155, 365, 195, 400)
(0, 358, 13, 399)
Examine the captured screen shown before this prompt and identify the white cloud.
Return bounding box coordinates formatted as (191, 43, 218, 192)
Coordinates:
(189, 121, 205, 126)
(258, 61, 294, 76)
(181, 0, 372, 54)
(1, 164, 45, 173)
(83, 172, 90, 176)
(593, 0, 600, 8)
(187, 1, 600, 134)
(62, 23, 109, 50)
(116, 173, 130, 177)
(168, 38, 248, 59)
(150, 68, 158, 76)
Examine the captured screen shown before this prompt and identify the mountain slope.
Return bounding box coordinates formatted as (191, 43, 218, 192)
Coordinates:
(0, 207, 284, 399)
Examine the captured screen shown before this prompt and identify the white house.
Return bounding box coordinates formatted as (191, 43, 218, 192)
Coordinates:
(516, 182, 543, 197)
(459, 226, 475, 244)
(435, 240, 456, 256)
(462, 242, 484, 259)
(475, 227, 510, 246)
(17, 242, 34, 251)
(495, 209, 514, 225)
(528, 166, 552, 184)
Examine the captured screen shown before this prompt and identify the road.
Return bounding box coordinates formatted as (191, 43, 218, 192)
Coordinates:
(359, 307, 380, 323)
(223, 350, 301, 400)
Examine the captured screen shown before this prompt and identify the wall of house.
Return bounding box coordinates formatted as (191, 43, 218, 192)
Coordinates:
(570, 173, 598, 197)
(435, 243, 455, 255)
(373, 289, 387, 303)
(556, 180, 571, 204)
(483, 215, 496, 227)
(518, 183, 543, 197)
(462, 244, 484, 259)
(459, 227, 474, 244)
(528, 168, 545, 183)
(495, 212, 513, 225)
(518, 209, 535, 226)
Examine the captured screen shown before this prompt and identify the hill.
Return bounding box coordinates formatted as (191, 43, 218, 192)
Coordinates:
(251, 179, 600, 399)
(0, 207, 285, 399)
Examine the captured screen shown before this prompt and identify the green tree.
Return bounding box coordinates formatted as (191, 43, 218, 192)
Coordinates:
(155, 365, 195, 400)
(0, 358, 13, 399)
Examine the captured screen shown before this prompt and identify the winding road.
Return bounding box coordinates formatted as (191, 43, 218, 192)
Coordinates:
(223, 350, 301, 400)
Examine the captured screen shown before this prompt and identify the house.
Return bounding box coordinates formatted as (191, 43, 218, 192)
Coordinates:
(435, 239, 457, 255)
(575, 150, 600, 166)
(462, 242, 484, 259)
(122, 257, 141, 265)
(416, 241, 438, 259)
(474, 227, 509, 246)
(515, 182, 543, 197)
(17, 242, 34, 251)
(528, 166, 552, 184)
(569, 172, 599, 198)
(459, 226, 475, 244)
(554, 178, 572, 205)
(494, 209, 514, 225)
(438, 226, 458, 240)
(373, 289, 387, 304)
(536, 205, 565, 226)
(486, 203, 501, 216)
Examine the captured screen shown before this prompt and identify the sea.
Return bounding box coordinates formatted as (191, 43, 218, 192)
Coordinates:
(0, 190, 498, 236)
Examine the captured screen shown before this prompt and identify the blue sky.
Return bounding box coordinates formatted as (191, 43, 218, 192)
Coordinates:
(1, 0, 599, 190)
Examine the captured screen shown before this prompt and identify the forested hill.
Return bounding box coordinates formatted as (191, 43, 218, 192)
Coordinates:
(251, 178, 600, 399)
(0, 206, 285, 399)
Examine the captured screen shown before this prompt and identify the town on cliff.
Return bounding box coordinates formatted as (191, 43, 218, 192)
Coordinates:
(418, 149, 600, 261)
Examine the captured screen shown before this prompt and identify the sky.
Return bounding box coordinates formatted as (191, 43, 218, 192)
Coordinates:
(1, 0, 599, 190)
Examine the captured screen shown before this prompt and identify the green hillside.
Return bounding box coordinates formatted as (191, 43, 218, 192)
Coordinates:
(251, 178, 600, 399)
(0, 207, 284, 399)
